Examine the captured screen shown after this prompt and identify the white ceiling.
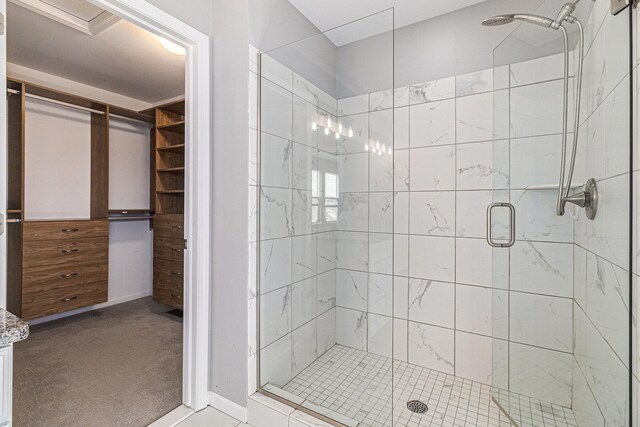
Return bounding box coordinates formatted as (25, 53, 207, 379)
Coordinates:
(288, 0, 489, 45)
(7, 1, 185, 104)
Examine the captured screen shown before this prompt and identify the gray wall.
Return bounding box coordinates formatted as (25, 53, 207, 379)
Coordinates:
(249, 0, 338, 97)
(144, 0, 250, 407)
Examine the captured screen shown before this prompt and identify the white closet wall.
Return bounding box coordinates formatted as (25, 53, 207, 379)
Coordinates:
(108, 117, 153, 302)
(24, 98, 91, 220)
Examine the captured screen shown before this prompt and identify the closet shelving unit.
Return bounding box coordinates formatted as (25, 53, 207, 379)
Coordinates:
(4, 78, 180, 319)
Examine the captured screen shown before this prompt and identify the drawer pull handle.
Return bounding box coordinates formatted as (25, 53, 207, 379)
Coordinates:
(62, 228, 79, 233)
(60, 296, 78, 302)
(172, 225, 182, 229)
(172, 248, 182, 253)
(61, 249, 79, 254)
(171, 294, 182, 299)
(61, 272, 79, 278)
(171, 271, 182, 276)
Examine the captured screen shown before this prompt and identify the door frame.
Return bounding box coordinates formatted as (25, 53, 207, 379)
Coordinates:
(3, 0, 212, 412)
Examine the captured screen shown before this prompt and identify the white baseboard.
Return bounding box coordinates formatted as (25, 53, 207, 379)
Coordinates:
(208, 391, 248, 422)
(148, 405, 194, 427)
(28, 292, 153, 325)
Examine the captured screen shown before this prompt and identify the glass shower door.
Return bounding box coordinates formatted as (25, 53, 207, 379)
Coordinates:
(490, 1, 632, 426)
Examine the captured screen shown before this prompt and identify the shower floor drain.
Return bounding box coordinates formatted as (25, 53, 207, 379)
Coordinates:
(407, 400, 428, 414)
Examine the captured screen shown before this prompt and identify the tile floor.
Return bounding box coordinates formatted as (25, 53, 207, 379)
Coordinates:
(281, 345, 578, 427)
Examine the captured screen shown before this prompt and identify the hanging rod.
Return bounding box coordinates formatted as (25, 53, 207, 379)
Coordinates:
(7, 88, 20, 95)
(109, 113, 154, 127)
(21, 93, 106, 115)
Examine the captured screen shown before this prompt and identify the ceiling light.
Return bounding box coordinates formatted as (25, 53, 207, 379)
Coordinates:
(160, 37, 186, 56)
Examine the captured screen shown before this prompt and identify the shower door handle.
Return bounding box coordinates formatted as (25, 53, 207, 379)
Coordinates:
(486, 203, 515, 248)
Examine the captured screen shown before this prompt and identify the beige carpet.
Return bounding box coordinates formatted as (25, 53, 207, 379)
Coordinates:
(13, 297, 183, 427)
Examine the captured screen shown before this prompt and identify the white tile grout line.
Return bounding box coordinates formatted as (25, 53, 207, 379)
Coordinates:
(278, 345, 577, 427)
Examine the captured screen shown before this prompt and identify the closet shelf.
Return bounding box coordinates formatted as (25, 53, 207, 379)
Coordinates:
(157, 121, 185, 134)
(7, 209, 22, 213)
(157, 144, 185, 154)
(157, 190, 185, 194)
(157, 167, 185, 174)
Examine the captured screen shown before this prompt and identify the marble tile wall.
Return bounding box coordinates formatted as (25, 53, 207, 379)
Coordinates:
(249, 48, 340, 392)
(571, 2, 633, 427)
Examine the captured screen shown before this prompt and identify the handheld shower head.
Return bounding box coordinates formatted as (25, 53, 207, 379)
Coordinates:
(482, 13, 555, 29)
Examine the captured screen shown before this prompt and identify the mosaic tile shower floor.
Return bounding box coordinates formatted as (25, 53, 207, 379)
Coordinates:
(282, 345, 577, 427)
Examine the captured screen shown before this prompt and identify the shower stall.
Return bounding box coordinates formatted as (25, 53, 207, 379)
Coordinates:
(252, 0, 633, 425)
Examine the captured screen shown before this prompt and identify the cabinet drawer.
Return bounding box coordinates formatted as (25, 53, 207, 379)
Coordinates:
(153, 280, 183, 310)
(22, 281, 107, 320)
(153, 259, 183, 286)
(23, 220, 108, 242)
(153, 214, 184, 238)
(154, 237, 185, 262)
(23, 237, 108, 268)
(22, 261, 108, 295)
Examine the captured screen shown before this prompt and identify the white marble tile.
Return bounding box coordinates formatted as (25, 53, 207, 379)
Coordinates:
(292, 234, 317, 282)
(336, 307, 367, 351)
(509, 53, 569, 88)
(336, 113, 369, 155)
(369, 147, 394, 192)
(292, 97, 319, 148)
(293, 73, 321, 107)
(456, 238, 492, 287)
(336, 231, 368, 271)
(409, 77, 456, 104)
(456, 140, 509, 190)
(456, 284, 496, 337)
(368, 314, 392, 358)
(317, 232, 336, 273)
(338, 193, 368, 232)
(455, 332, 494, 385)
(316, 270, 335, 314)
(316, 111, 338, 154)
(337, 153, 368, 193)
(248, 297, 257, 356)
(409, 191, 455, 236)
(337, 94, 369, 116)
(509, 343, 572, 408)
(260, 237, 291, 294)
(409, 99, 456, 148)
(510, 134, 563, 189)
(260, 286, 292, 348)
(249, 45, 259, 74)
(261, 54, 293, 91)
(336, 269, 367, 311)
(292, 319, 317, 376)
(408, 279, 454, 328)
(249, 128, 259, 187)
(261, 133, 291, 188)
(292, 189, 312, 236)
(393, 149, 410, 191)
(394, 106, 410, 150)
(370, 108, 393, 147)
(291, 142, 316, 192)
(393, 319, 408, 362)
(317, 308, 336, 356)
(456, 68, 493, 96)
(455, 190, 492, 238)
(259, 334, 292, 389)
(494, 65, 509, 90)
(408, 322, 455, 374)
(260, 187, 292, 240)
(261, 78, 293, 140)
(573, 244, 587, 310)
(456, 92, 493, 144)
(410, 146, 456, 191)
(510, 292, 572, 352)
(369, 233, 393, 275)
(512, 189, 574, 243)
(409, 235, 455, 283)
(394, 86, 410, 108)
(369, 89, 393, 111)
(493, 89, 510, 140)
(368, 273, 392, 316)
(510, 241, 573, 298)
(394, 277, 409, 320)
(510, 78, 573, 139)
(572, 359, 605, 427)
(586, 251, 629, 364)
(394, 192, 409, 234)
(369, 192, 393, 233)
(291, 277, 317, 330)
(394, 234, 409, 277)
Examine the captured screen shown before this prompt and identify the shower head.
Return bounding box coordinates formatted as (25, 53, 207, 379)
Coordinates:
(482, 14, 555, 29)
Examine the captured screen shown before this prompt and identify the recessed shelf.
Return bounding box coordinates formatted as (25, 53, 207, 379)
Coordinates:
(158, 121, 185, 134)
(157, 167, 185, 174)
(157, 190, 184, 194)
(157, 144, 185, 154)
